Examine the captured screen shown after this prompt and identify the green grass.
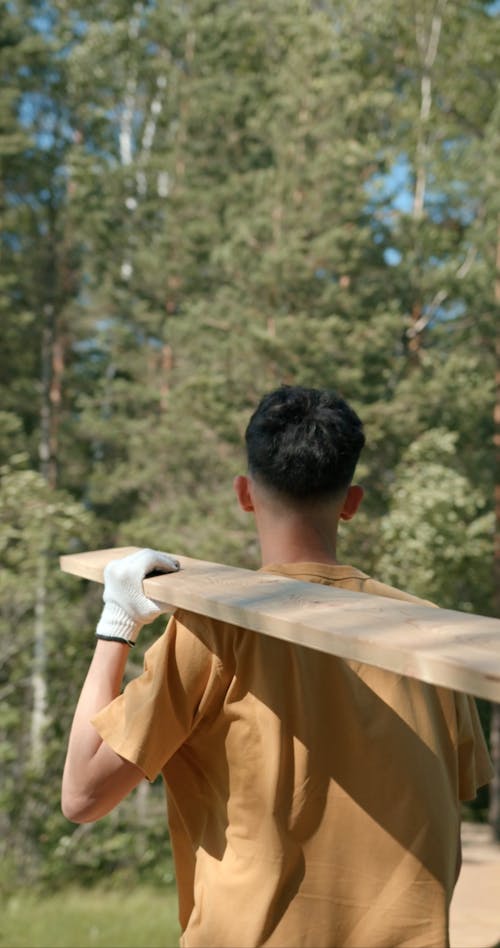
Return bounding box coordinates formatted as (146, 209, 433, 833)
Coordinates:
(0, 886, 181, 947)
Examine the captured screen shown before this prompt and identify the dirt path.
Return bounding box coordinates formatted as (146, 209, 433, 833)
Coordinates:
(450, 823, 500, 948)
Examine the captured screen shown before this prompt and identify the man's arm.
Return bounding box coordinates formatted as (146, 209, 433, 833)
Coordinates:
(61, 640, 143, 823)
(61, 548, 180, 824)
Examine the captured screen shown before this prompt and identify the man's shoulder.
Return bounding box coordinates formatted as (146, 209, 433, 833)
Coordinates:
(263, 562, 436, 608)
(358, 575, 436, 609)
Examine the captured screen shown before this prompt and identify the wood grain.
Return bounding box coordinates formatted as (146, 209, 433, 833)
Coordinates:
(60, 547, 500, 701)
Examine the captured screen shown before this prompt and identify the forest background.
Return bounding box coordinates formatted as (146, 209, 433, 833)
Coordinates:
(1, 0, 499, 899)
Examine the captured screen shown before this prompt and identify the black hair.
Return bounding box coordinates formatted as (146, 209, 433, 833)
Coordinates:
(245, 385, 365, 500)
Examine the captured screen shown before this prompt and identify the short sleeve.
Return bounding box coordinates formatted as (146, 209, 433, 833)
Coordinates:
(456, 694, 493, 801)
(92, 613, 224, 781)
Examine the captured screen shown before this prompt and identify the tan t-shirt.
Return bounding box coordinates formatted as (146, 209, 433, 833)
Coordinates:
(93, 563, 492, 948)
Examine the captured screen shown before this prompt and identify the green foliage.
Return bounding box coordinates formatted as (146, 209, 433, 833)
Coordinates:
(0, 0, 498, 890)
(0, 460, 99, 886)
(376, 430, 494, 610)
(38, 778, 174, 890)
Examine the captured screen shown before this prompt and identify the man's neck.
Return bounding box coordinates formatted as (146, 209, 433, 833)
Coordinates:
(257, 514, 340, 568)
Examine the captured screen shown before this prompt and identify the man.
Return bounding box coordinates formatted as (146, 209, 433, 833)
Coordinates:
(62, 384, 492, 948)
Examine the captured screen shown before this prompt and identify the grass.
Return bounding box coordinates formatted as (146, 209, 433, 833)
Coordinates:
(0, 886, 181, 948)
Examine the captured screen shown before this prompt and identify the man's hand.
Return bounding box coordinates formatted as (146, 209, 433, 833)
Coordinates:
(96, 548, 180, 646)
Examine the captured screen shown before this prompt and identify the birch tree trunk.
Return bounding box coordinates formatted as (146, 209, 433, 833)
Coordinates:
(30, 308, 53, 770)
(30, 549, 48, 770)
(406, 0, 447, 363)
(412, 0, 447, 221)
(31, 293, 67, 768)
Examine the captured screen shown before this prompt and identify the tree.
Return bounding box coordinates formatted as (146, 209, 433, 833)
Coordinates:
(377, 430, 493, 610)
(1, 0, 499, 887)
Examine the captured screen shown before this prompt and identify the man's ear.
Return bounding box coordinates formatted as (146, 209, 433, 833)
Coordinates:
(339, 484, 364, 521)
(234, 475, 255, 512)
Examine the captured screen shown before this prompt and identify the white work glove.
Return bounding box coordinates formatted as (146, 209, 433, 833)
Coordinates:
(96, 548, 180, 646)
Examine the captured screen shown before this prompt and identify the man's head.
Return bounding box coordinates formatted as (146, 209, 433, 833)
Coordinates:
(243, 385, 365, 503)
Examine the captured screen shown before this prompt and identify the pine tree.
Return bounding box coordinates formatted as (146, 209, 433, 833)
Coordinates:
(1, 0, 499, 884)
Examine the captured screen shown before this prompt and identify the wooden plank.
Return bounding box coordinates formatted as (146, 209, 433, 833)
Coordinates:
(60, 547, 500, 702)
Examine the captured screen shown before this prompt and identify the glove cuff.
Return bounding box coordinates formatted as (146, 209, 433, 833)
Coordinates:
(96, 601, 141, 646)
